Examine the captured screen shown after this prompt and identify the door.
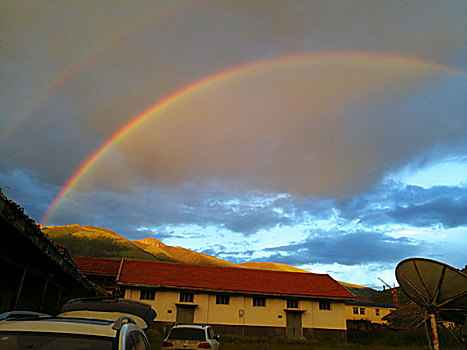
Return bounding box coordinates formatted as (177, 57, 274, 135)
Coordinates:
(286, 311, 303, 339)
(176, 306, 194, 324)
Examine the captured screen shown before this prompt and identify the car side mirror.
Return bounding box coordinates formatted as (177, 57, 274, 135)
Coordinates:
(214, 335, 220, 341)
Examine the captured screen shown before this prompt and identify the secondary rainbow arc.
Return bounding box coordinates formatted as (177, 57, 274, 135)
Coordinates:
(0, 0, 190, 149)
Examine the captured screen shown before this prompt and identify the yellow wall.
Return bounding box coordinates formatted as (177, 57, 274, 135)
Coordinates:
(304, 301, 346, 330)
(345, 305, 395, 324)
(243, 296, 285, 327)
(124, 287, 347, 330)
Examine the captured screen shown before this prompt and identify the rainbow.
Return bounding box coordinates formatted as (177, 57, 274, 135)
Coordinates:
(41, 52, 466, 224)
(0, 0, 191, 149)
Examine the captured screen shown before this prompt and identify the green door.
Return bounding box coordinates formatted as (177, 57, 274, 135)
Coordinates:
(286, 312, 303, 339)
(176, 306, 194, 324)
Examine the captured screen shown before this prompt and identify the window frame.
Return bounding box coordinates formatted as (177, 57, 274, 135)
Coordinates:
(319, 301, 331, 310)
(252, 296, 266, 307)
(215, 294, 230, 305)
(286, 299, 299, 309)
(139, 288, 155, 300)
(360, 307, 365, 315)
(179, 292, 194, 303)
(353, 307, 359, 314)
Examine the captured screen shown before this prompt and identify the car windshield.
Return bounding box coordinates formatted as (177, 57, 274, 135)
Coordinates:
(168, 328, 205, 340)
(0, 331, 115, 350)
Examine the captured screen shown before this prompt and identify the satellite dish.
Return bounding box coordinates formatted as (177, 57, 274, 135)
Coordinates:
(395, 258, 467, 350)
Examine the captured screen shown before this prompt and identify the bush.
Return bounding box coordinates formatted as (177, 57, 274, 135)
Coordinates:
(146, 324, 163, 350)
(348, 325, 462, 348)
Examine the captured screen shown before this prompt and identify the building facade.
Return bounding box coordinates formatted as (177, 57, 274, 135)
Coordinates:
(345, 300, 396, 324)
(74, 257, 355, 340)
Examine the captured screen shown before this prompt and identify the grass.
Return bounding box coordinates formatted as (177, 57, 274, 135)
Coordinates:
(147, 327, 464, 350)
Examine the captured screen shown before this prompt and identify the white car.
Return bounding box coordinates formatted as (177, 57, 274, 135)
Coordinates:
(0, 297, 156, 350)
(162, 324, 220, 350)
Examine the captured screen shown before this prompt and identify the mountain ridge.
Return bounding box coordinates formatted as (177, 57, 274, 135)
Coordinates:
(42, 224, 375, 295)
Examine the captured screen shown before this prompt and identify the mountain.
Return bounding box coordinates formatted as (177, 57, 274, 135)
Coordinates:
(42, 224, 166, 262)
(134, 238, 239, 268)
(240, 262, 310, 273)
(42, 224, 375, 294)
(338, 281, 379, 301)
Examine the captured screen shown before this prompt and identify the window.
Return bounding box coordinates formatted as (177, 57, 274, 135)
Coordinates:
(216, 295, 230, 305)
(179, 292, 194, 303)
(375, 309, 380, 316)
(319, 301, 331, 310)
(353, 307, 358, 314)
(253, 296, 266, 307)
(0, 332, 114, 350)
(286, 299, 299, 309)
(207, 327, 215, 339)
(127, 331, 150, 350)
(168, 328, 206, 341)
(140, 289, 155, 300)
(360, 308, 365, 315)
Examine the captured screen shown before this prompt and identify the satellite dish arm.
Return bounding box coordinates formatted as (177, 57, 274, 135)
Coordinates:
(378, 278, 392, 290)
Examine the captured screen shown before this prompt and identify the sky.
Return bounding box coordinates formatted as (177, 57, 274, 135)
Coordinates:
(1, 0, 466, 288)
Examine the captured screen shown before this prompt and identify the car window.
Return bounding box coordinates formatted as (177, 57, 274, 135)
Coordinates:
(132, 331, 149, 350)
(207, 328, 214, 339)
(0, 331, 114, 350)
(125, 332, 137, 350)
(168, 328, 206, 340)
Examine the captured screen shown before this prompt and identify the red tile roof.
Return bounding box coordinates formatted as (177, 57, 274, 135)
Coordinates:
(116, 259, 354, 300)
(73, 257, 122, 276)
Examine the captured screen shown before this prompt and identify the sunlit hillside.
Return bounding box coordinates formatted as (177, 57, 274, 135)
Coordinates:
(42, 224, 163, 261)
(42, 224, 376, 294)
(134, 238, 239, 268)
(240, 262, 310, 273)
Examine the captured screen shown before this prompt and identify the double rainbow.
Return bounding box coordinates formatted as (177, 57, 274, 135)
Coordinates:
(41, 52, 465, 224)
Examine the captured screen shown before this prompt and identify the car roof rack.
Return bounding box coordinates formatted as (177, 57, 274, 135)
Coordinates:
(0, 311, 51, 321)
(112, 316, 136, 330)
(59, 297, 157, 327)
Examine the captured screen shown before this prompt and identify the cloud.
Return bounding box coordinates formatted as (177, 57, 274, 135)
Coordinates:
(0, 169, 57, 222)
(340, 182, 467, 229)
(2, 1, 466, 198)
(261, 229, 424, 266)
(1, 1, 466, 286)
(197, 245, 256, 264)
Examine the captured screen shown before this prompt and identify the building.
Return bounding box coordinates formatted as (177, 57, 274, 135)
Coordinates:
(345, 300, 396, 325)
(0, 190, 101, 315)
(74, 257, 355, 341)
(72, 257, 121, 295)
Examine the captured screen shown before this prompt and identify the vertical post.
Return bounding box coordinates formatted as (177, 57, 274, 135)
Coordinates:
(430, 313, 440, 350)
(39, 274, 50, 312)
(13, 265, 27, 310)
(56, 287, 63, 314)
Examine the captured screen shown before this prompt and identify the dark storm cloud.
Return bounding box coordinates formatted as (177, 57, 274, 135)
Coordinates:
(339, 182, 467, 229)
(2, 0, 466, 197)
(0, 169, 57, 222)
(260, 230, 424, 266)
